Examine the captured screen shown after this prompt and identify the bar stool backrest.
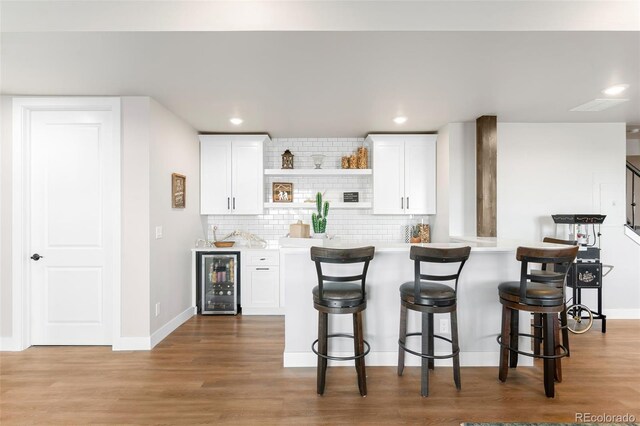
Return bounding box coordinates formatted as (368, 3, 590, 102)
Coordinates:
(310, 246, 375, 301)
(409, 246, 471, 303)
(542, 237, 578, 246)
(516, 246, 579, 300)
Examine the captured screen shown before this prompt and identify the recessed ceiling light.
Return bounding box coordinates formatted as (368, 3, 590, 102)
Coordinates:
(602, 84, 629, 96)
(393, 116, 407, 124)
(230, 117, 243, 125)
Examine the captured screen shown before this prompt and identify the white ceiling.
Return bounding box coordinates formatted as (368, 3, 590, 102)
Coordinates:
(1, 3, 639, 136)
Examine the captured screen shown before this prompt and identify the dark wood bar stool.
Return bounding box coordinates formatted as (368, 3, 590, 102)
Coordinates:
(531, 237, 577, 359)
(497, 245, 578, 398)
(310, 246, 375, 396)
(397, 246, 471, 397)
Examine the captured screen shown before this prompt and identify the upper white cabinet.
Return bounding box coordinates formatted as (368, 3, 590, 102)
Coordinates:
(200, 135, 269, 215)
(368, 134, 437, 215)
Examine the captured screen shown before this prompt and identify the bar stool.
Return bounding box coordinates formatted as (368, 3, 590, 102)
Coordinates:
(397, 246, 471, 397)
(531, 237, 577, 359)
(310, 246, 375, 396)
(497, 245, 578, 398)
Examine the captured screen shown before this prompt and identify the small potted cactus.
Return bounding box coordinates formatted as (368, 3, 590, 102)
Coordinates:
(311, 192, 329, 238)
(410, 225, 422, 244)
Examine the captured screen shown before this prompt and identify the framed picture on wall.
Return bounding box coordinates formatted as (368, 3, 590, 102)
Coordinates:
(172, 173, 186, 208)
(273, 182, 293, 202)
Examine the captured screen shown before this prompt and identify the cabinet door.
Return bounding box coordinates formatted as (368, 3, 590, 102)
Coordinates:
(200, 138, 232, 215)
(373, 138, 405, 214)
(231, 138, 264, 215)
(244, 266, 279, 308)
(404, 136, 437, 215)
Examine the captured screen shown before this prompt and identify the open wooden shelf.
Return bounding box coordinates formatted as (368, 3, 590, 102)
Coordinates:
(264, 169, 372, 176)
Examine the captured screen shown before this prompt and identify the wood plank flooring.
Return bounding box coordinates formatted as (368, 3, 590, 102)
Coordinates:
(1, 316, 639, 425)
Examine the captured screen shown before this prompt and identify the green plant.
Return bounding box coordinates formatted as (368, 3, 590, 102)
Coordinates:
(411, 225, 420, 238)
(311, 192, 329, 233)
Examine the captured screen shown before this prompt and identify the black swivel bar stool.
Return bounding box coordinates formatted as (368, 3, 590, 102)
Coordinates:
(310, 246, 375, 396)
(531, 237, 577, 360)
(497, 245, 578, 398)
(397, 246, 471, 397)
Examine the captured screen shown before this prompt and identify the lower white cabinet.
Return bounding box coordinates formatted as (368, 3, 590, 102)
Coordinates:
(241, 250, 282, 315)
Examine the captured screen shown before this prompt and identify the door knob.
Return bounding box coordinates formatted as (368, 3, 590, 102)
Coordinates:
(30, 253, 44, 261)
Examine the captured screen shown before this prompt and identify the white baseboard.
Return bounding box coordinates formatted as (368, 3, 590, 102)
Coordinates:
(150, 306, 195, 349)
(112, 336, 151, 351)
(0, 336, 23, 351)
(113, 307, 195, 351)
(603, 308, 640, 319)
(283, 351, 532, 368)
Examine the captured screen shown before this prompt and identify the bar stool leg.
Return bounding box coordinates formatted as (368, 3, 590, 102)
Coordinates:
(397, 304, 407, 376)
(542, 313, 556, 398)
(427, 313, 435, 370)
(560, 307, 570, 357)
(421, 312, 431, 397)
(451, 309, 461, 390)
(554, 314, 562, 383)
(498, 305, 511, 382)
(509, 310, 519, 368)
(317, 311, 328, 395)
(533, 313, 542, 356)
(353, 311, 367, 396)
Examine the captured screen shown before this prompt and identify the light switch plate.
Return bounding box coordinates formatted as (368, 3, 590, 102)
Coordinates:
(155, 226, 163, 239)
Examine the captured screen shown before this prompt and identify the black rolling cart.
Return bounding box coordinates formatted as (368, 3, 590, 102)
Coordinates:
(552, 214, 612, 333)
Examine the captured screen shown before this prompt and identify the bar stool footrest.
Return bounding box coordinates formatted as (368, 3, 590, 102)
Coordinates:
(398, 332, 460, 360)
(312, 333, 371, 361)
(496, 333, 568, 360)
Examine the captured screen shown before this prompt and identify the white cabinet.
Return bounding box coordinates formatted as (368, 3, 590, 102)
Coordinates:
(368, 134, 437, 215)
(241, 249, 282, 315)
(200, 135, 269, 215)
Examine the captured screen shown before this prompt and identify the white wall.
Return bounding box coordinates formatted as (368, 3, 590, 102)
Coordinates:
(0, 96, 12, 338)
(627, 137, 640, 155)
(448, 122, 476, 237)
(497, 122, 639, 317)
(120, 97, 152, 338)
(148, 98, 202, 335)
(431, 124, 450, 242)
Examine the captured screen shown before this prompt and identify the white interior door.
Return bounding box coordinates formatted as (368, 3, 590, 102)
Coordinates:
(29, 108, 117, 345)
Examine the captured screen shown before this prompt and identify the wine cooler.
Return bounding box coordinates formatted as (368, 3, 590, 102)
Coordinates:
(196, 252, 240, 315)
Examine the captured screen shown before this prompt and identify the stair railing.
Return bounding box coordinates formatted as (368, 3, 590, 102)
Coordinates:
(627, 161, 640, 230)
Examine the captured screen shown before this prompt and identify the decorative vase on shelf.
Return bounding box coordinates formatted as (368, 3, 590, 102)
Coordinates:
(311, 154, 325, 169)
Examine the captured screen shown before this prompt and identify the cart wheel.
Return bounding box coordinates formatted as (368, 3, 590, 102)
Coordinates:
(566, 304, 593, 334)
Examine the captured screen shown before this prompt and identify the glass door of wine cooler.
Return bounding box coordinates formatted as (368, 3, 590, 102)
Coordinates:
(199, 252, 239, 315)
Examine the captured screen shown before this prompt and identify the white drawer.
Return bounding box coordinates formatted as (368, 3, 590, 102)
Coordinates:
(245, 250, 279, 266)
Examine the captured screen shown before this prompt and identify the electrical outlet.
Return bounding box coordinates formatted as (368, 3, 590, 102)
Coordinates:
(155, 226, 163, 239)
(155, 303, 160, 317)
(439, 318, 450, 334)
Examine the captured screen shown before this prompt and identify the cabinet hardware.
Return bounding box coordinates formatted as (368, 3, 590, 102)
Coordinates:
(407, 197, 410, 209)
(260, 258, 266, 260)
(227, 197, 230, 210)
(233, 197, 236, 210)
(401, 197, 404, 209)
(256, 267, 270, 271)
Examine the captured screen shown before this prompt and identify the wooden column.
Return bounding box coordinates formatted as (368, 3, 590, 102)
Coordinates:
(476, 115, 497, 237)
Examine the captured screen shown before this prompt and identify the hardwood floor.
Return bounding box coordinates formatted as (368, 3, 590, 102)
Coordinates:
(1, 316, 639, 425)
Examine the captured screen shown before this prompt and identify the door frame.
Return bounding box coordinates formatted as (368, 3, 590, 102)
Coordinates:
(11, 97, 122, 350)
